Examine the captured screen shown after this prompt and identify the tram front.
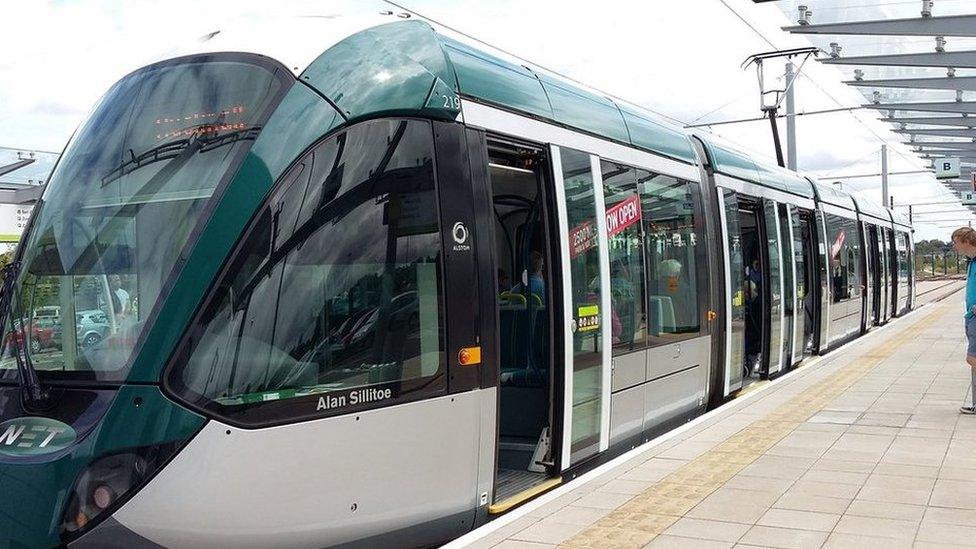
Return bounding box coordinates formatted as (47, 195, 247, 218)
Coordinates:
(0, 53, 294, 547)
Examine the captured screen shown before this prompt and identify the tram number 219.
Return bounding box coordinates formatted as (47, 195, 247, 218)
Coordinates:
(442, 94, 461, 110)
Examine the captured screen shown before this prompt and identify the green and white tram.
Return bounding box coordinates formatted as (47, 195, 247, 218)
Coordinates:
(0, 8, 915, 548)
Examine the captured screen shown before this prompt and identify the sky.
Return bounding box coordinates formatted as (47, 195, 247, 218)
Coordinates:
(2, 0, 974, 240)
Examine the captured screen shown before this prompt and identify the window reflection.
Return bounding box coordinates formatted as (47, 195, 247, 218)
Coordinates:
(173, 120, 445, 418)
(638, 170, 702, 341)
(601, 161, 645, 355)
(0, 59, 285, 380)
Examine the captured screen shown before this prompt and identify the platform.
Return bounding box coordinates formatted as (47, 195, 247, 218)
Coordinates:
(452, 280, 974, 549)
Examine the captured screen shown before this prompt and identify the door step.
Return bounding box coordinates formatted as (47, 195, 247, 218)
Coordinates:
(489, 476, 562, 515)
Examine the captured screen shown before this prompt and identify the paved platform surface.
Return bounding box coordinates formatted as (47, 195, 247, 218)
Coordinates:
(461, 282, 976, 549)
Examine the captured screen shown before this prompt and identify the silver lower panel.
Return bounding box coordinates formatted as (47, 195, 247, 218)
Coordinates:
(113, 389, 491, 549)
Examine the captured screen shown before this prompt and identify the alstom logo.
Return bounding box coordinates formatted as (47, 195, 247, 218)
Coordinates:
(0, 417, 77, 457)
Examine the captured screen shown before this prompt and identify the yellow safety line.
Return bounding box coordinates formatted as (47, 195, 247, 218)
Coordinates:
(733, 379, 769, 398)
(489, 477, 563, 515)
(558, 302, 949, 549)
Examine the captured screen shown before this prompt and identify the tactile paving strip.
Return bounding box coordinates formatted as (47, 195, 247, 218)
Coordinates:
(558, 303, 948, 549)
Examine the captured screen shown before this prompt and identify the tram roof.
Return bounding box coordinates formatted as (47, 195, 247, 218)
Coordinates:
(851, 194, 894, 224)
(289, 19, 701, 166)
(691, 134, 816, 199)
(810, 180, 857, 211)
(890, 208, 912, 229)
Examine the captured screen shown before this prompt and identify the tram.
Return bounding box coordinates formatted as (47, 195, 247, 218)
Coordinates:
(0, 8, 915, 548)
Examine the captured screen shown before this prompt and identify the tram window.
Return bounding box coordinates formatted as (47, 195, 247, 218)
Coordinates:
(898, 232, 910, 281)
(824, 214, 860, 304)
(601, 160, 647, 354)
(167, 119, 446, 425)
(637, 170, 702, 340)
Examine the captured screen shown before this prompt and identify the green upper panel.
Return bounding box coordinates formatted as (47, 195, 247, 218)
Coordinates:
(812, 181, 857, 211)
(695, 135, 815, 199)
(617, 105, 698, 165)
(536, 73, 630, 144)
(301, 20, 461, 122)
(852, 194, 892, 224)
(442, 36, 554, 120)
(300, 21, 699, 165)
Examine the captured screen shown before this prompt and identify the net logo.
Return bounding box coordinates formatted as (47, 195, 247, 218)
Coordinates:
(0, 417, 77, 457)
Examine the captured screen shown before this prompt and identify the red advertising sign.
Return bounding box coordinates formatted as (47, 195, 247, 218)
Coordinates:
(605, 194, 642, 237)
(569, 220, 598, 259)
(830, 230, 846, 260)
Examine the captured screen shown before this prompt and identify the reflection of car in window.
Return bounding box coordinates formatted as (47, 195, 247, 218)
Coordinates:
(4, 319, 54, 353)
(75, 310, 111, 348)
(32, 306, 61, 328)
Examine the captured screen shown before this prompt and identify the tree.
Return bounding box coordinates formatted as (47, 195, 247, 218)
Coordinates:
(0, 251, 11, 272)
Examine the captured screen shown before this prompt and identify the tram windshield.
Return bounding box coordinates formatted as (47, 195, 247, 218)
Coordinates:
(0, 56, 287, 382)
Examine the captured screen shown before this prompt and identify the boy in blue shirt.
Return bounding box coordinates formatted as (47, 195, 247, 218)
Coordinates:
(951, 227, 976, 414)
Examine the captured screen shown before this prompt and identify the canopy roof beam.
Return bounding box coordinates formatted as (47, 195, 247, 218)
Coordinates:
(822, 50, 976, 68)
(784, 14, 976, 37)
(884, 116, 976, 127)
(846, 76, 976, 92)
(895, 128, 976, 138)
(0, 159, 35, 179)
(863, 101, 976, 114)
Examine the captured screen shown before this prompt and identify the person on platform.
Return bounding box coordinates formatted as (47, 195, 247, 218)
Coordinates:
(951, 226, 976, 415)
(109, 274, 129, 323)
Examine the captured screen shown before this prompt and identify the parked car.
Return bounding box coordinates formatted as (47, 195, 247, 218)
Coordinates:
(32, 306, 61, 329)
(75, 309, 111, 348)
(3, 319, 54, 353)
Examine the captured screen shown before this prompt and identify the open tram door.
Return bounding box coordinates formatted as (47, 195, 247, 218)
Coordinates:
(866, 223, 887, 327)
(476, 135, 562, 513)
(716, 191, 769, 392)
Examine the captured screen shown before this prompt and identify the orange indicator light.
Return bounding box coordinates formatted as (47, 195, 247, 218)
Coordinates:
(458, 346, 482, 366)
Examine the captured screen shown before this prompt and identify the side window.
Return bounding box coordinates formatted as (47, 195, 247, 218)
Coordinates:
(638, 170, 702, 341)
(825, 214, 858, 302)
(166, 119, 446, 426)
(601, 161, 646, 355)
(899, 232, 910, 281)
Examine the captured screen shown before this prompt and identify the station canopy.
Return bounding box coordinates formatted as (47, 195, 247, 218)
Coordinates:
(777, 0, 976, 209)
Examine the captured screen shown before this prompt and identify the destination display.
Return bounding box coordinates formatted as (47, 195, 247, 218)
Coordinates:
(154, 104, 248, 141)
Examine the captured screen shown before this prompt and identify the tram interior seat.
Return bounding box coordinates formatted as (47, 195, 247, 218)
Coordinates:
(498, 292, 549, 440)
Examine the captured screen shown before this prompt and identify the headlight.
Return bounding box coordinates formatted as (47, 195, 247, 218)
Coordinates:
(61, 442, 179, 542)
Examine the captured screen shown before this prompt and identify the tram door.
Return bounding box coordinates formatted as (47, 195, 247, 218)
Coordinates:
(763, 200, 785, 377)
(483, 138, 560, 508)
(791, 209, 812, 361)
(885, 228, 897, 317)
(718, 188, 746, 396)
(778, 203, 796, 370)
(553, 147, 609, 468)
(861, 222, 874, 333)
(867, 225, 882, 326)
(878, 228, 890, 324)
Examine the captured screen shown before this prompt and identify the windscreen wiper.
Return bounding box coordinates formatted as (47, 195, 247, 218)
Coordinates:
(100, 126, 260, 187)
(0, 261, 48, 408)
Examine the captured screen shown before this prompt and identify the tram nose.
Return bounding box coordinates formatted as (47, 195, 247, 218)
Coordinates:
(0, 385, 203, 547)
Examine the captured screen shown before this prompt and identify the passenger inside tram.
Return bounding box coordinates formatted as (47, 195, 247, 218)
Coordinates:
(737, 206, 765, 378)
